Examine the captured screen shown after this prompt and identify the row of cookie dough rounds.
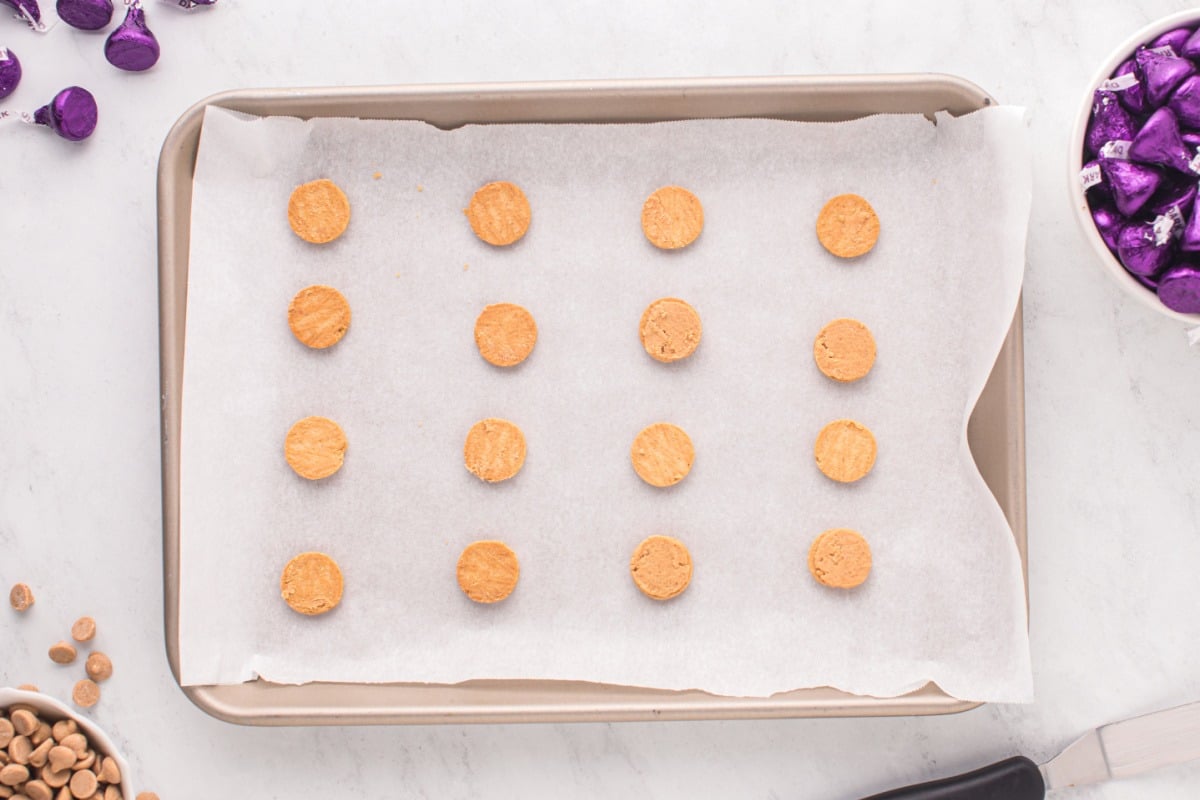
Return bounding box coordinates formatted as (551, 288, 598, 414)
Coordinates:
(281, 527, 871, 615)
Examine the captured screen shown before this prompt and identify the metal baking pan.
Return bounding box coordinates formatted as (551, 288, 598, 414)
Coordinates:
(158, 75, 1025, 725)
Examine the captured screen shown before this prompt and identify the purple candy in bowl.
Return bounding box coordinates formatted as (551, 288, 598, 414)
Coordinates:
(1072, 10, 1200, 323)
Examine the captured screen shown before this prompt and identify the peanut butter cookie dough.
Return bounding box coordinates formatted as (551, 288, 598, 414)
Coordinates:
(465, 181, 531, 246)
(464, 418, 527, 483)
(456, 540, 520, 603)
(630, 535, 693, 600)
(630, 423, 694, 488)
(808, 528, 872, 589)
(639, 297, 702, 363)
(280, 552, 344, 616)
(288, 179, 351, 244)
(288, 285, 351, 349)
(813, 318, 876, 382)
(814, 419, 877, 483)
(285, 416, 348, 480)
(474, 303, 537, 367)
(816, 193, 880, 258)
(641, 186, 704, 249)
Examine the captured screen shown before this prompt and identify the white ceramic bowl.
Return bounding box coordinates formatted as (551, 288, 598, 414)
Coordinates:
(1070, 8, 1200, 324)
(0, 687, 134, 799)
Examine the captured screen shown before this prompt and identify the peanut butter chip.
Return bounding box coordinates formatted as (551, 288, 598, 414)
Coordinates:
(0, 764, 28, 786)
(280, 552, 344, 616)
(96, 758, 119, 786)
(808, 529, 872, 589)
(8, 583, 33, 611)
(24, 779, 52, 800)
(641, 186, 704, 249)
(84, 653, 112, 683)
(814, 419, 877, 483)
(639, 298, 702, 363)
(287, 285, 351, 350)
(463, 418, 526, 483)
(8, 736, 30, 764)
(284, 416, 347, 480)
(813, 318, 876, 382)
(104, 785, 123, 800)
(73, 749, 95, 771)
(58, 736, 85, 759)
(48, 642, 77, 665)
(287, 179, 351, 244)
(136, 793, 160, 800)
(816, 193, 880, 258)
(29, 738, 52, 767)
(44, 767, 71, 789)
(47, 748, 75, 774)
(0, 719, 12, 749)
(71, 680, 100, 709)
(465, 181, 531, 246)
(16, 685, 38, 693)
(70, 617, 96, 643)
(630, 535, 693, 600)
(474, 303, 537, 367)
(68, 769, 97, 799)
(51, 720, 76, 744)
(9, 711, 36, 738)
(456, 541, 520, 603)
(630, 423, 695, 488)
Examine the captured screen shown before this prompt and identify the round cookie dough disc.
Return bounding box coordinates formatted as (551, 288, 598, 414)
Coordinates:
(474, 303, 538, 367)
(816, 193, 880, 258)
(280, 552, 344, 615)
(288, 285, 351, 349)
(630, 535, 693, 600)
(630, 423, 695, 487)
(288, 179, 351, 244)
(456, 540, 520, 603)
(285, 416, 348, 480)
(464, 418, 527, 482)
(813, 318, 876, 382)
(639, 297, 702, 363)
(814, 419, 876, 483)
(466, 181, 531, 246)
(641, 186, 704, 249)
(808, 528, 872, 588)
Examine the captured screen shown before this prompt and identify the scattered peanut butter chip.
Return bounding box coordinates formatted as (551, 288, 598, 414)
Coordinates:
(814, 419, 877, 483)
(10, 712, 36, 738)
(71, 681, 100, 709)
(630, 423, 695, 488)
(287, 285, 351, 350)
(9, 583, 34, 612)
(630, 535, 693, 600)
(474, 303, 538, 367)
(813, 318, 876, 382)
(456, 541, 520, 604)
(136, 793, 160, 800)
(816, 193, 880, 258)
(84, 652, 113, 683)
(639, 297, 702, 363)
(284, 416, 347, 480)
(280, 552, 344, 616)
(808, 528, 873, 590)
(287, 179, 351, 244)
(641, 186, 704, 250)
(16, 684, 38, 692)
(463, 418, 526, 483)
(465, 181, 531, 246)
(48, 641, 77, 665)
(372, 171, 382, 180)
(70, 617, 96, 643)
(68, 769, 97, 799)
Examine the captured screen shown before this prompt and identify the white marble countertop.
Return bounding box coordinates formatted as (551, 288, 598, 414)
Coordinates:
(3, 1, 1200, 797)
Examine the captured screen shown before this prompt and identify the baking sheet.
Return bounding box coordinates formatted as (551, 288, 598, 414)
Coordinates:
(179, 104, 1033, 702)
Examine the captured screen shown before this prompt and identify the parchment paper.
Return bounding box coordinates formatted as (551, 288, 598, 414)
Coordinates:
(179, 105, 1033, 701)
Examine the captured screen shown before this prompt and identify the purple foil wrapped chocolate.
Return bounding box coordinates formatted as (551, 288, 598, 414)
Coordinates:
(1184, 28, 1200, 60)
(1148, 177, 1199, 218)
(0, 47, 18, 99)
(1087, 90, 1137, 156)
(1, 0, 42, 28)
(1136, 47, 1196, 108)
(1129, 107, 1198, 173)
(32, 85, 96, 140)
(1100, 158, 1163, 216)
(1169, 74, 1200, 129)
(1091, 200, 1124, 250)
(1115, 59, 1148, 115)
(1181, 199, 1200, 253)
(104, 2, 158, 71)
(1151, 28, 1193, 54)
(56, 0, 111, 29)
(1117, 220, 1175, 277)
(1157, 264, 1200, 312)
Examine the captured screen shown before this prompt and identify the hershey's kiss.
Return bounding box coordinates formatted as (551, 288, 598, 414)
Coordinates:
(1100, 158, 1163, 217)
(1169, 74, 1200, 130)
(1090, 199, 1124, 251)
(1136, 47, 1196, 108)
(0, 46, 18, 99)
(1114, 59, 1147, 115)
(1157, 264, 1200, 312)
(1117, 220, 1175, 277)
(1129, 107, 1197, 173)
(104, 1, 158, 71)
(32, 85, 97, 140)
(1148, 176, 1199, 218)
(56, 0, 111, 29)
(1151, 28, 1192, 54)
(1184, 28, 1200, 60)
(1, 0, 42, 28)
(1087, 90, 1136, 156)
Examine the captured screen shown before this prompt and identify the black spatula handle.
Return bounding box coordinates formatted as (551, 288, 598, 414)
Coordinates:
(860, 756, 1045, 800)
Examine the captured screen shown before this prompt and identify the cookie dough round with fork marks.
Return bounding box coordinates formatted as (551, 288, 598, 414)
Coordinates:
(641, 186, 704, 249)
(814, 419, 877, 483)
(816, 193, 879, 258)
(288, 179, 351, 244)
(280, 552, 344, 616)
(466, 181, 531, 246)
(456, 540, 520, 603)
(630, 535, 693, 600)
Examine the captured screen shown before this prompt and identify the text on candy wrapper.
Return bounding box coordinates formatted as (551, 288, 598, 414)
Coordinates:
(1100, 73, 1140, 92)
(1079, 163, 1102, 189)
(0, 110, 35, 124)
(1100, 140, 1132, 160)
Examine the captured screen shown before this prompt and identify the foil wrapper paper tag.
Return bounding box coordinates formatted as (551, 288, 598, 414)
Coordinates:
(1101, 139, 1132, 160)
(1079, 162, 1103, 189)
(1101, 73, 1141, 92)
